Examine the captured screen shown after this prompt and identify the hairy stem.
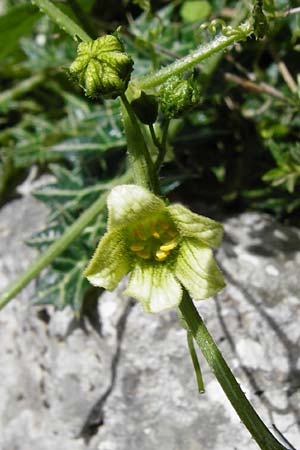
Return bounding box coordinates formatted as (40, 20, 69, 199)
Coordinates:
(179, 290, 289, 450)
(120, 93, 159, 193)
(134, 20, 253, 90)
(0, 173, 131, 310)
(31, 0, 91, 41)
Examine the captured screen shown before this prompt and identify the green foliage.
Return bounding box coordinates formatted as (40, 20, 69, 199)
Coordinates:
(263, 142, 300, 194)
(180, 1, 212, 23)
(1, 0, 300, 312)
(27, 164, 108, 312)
(159, 74, 201, 118)
(252, 0, 268, 39)
(1, 3, 298, 446)
(0, 4, 41, 60)
(131, 0, 151, 13)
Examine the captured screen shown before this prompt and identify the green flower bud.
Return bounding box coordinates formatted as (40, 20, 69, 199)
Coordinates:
(70, 34, 133, 99)
(131, 91, 158, 125)
(159, 75, 201, 119)
(252, 0, 268, 39)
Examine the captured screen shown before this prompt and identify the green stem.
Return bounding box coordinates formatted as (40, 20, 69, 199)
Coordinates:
(120, 93, 159, 193)
(149, 124, 161, 150)
(31, 0, 91, 41)
(201, 2, 249, 81)
(187, 331, 205, 394)
(154, 120, 169, 172)
(179, 290, 288, 450)
(0, 172, 131, 310)
(0, 74, 44, 107)
(134, 20, 253, 90)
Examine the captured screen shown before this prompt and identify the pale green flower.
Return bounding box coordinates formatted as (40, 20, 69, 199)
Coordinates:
(84, 185, 225, 313)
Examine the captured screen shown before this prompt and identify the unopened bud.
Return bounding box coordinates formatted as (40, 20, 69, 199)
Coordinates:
(70, 34, 133, 99)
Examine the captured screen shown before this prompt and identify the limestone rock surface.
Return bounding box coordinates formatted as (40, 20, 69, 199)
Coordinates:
(0, 196, 299, 450)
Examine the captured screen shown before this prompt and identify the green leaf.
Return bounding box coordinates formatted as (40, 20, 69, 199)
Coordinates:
(159, 75, 201, 119)
(34, 262, 88, 312)
(262, 167, 284, 182)
(290, 144, 300, 165)
(132, 0, 151, 12)
(286, 174, 296, 193)
(0, 5, 41, 61)
(27, 162, 110, 312)
(77, 0, 96, 12)
(287, 198, 300, 213)
(180, 1, 211, 23)
(49, 141, 125, 152)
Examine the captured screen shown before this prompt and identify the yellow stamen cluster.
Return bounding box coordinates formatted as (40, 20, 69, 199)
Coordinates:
(129, 215, 179, 262)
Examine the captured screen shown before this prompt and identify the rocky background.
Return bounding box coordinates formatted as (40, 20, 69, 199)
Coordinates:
(0, 189, 299, 450)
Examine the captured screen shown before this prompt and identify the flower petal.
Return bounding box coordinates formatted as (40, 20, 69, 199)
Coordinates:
(168, 204, 223, 247)
(107, 184, 165, 229)
(84, 230, 130, 291)
(175, 238, 225, 300)
(124, 262, 182, 313)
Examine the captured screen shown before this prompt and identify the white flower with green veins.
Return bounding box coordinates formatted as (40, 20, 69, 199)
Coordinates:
(84, 185, 225, 313)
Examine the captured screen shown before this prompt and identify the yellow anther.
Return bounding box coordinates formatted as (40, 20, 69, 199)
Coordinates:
(130, 244, 145, 252)
(155, 249, 169, 261)
(136, 250, 151, 259)
(160, 222, 170, 230)
(160, 240, 178, 252)
(136, 226, 147, 241)
(149, 222, 160, 239)
(152, 231, 160, 239)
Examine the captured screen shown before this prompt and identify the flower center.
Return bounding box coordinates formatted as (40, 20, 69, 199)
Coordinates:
(129, 214, 179, 262)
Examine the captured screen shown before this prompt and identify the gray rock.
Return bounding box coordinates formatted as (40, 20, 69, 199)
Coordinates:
(0, 197, 299, 450)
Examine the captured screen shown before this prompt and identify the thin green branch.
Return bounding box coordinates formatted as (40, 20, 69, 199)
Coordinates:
(31, 0, 91, 42)
(134, 20, 253, 90)
(179, 290, 288, 450)
(154, 120, 169, 172)
(0, 172, 131, 310)
(187, 331, 205, 394)
(149, 123, 161, 151)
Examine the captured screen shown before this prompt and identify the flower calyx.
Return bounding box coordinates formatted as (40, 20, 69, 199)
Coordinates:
(131, 91, 158, 125)
(70, 33, 133, 99)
